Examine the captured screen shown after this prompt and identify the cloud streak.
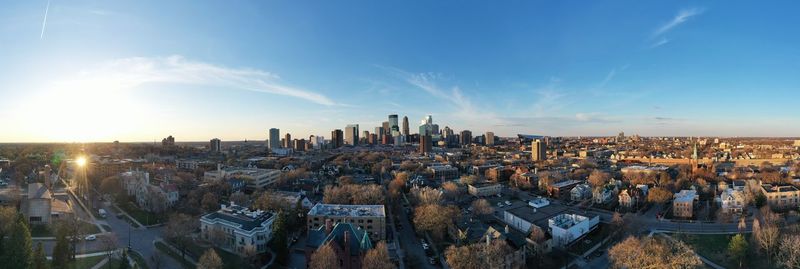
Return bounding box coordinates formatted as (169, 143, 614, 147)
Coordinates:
(40, 0, 50, 39)
(58, 55, 338, 106)
(652, 8, 704, 37)
(648, 7, 704, 48)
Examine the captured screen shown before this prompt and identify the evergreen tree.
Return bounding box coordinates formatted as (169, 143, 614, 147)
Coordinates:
(51, 229, 70, 269)
(270, 210, 289, 264)
(33, 242, 48, 269)
(5, 214, 33, 269)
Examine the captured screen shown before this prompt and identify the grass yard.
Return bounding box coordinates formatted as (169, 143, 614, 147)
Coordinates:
(64, 255, 105, 269)
(155, 241, 195, 269)
(184, 242, 254, 269)
(30, 221, 100, 237)
(671, 233, 778, 269)
(118, 201, 166, 225)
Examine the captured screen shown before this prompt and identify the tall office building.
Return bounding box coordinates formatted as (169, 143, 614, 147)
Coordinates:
(486, 132, 495, 146)
(382, 121, 390, 135)
(295, 139, 306, 152)
(374, 127, 385, 138)
(402, 116, 409, 136)
(532, 139, 547, 161)
(362, 131, 371, 144)
(419, 115, 434, 136)
(284, 133, 292, 148)
(269, 128, 280, 149)
(419, 134, 432, 154)
(331, 129, 343, 148)
(345, 124, 359, 145)
(460, 130, 472, 145)
(389, 114, 399, 136)
(210, 138, 221, 153)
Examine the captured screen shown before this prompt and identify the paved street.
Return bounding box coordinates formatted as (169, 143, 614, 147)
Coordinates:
(99, 203, 183, 269)
(394, 205, 439, 269)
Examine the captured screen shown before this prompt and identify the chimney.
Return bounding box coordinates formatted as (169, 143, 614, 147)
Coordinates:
(325, 219, 333, 235)
(344, 230, 352, 262)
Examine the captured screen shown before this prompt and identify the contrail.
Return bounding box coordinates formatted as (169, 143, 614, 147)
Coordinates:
(40, 0, 50, 39)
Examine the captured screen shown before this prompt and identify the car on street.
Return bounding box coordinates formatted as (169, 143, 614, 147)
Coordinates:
(85, 235, 97, 241)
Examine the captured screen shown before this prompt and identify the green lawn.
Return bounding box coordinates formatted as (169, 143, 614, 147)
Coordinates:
(118, 201, 166, 225)
(671, 233, 777, 269)
(155, 241, 195, 269)
(64, 255, 105, 269)
(30, 222, 100, 237)
(183, 242, 253, 269)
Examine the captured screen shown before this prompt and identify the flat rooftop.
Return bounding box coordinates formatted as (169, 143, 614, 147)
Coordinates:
(308, 203, 385, 217)
(201, 204, 274, 232)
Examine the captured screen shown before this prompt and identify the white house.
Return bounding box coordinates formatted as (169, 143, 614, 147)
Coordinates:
(548, 213, 599, 247)
(570, 184, 592, 201)
(200, 202, 275, 256)
(720, 188, 745, 214)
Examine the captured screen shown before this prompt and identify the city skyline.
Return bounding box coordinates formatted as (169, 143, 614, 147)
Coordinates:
(3, 1, 800, 142)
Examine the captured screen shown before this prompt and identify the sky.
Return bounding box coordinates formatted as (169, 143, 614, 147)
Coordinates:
(1, 0, 800, 142)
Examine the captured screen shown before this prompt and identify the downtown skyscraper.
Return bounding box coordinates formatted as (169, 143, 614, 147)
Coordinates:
(402, 116, 409, 136)
(345, 124, 359, 145)
(389, 114, 399, 136)
(269, 128, 280, 150)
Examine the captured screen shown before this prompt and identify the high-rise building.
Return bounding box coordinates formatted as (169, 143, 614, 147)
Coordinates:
(419, 134, 432, 154)
(460, 130, 472, 145)
(419, 115, 435, 136)
(331, 129, 344, 148)
(402, 116, 409, 136)
(532, 139, 547, 161)
(486, 132, 495, 146)
(295, 139, 306, 152)
(374, 127, 385, 138)
(162, 135, 175, 147)
(389, 114, 399, 136)
(382, 121, 390, 135)
(345, 124, 359, 146)
(284, 133, 292, 148)
(269, 128, 280, 149)
(362, 131, 370, 144)
(210, 138, 221, 153)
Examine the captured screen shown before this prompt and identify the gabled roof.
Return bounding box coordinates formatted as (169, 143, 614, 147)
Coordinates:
(307, 222, 373, 256)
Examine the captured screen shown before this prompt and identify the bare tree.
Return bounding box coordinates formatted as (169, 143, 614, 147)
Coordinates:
(309, 243, 339, 269)
(778, 234, 800, 269)
(411, 186, 442, 206)
(363, 241, 395, 269)
(471, 199, 493, 217)
(609, 236, 701, 269)
(198, 248, 223, 269)
(164, 213, 197, 261)
(753, 218, 780, 263)
(588, 170, 611, 188)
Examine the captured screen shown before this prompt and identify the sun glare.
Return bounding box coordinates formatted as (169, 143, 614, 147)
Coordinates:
(75, 156, 87, 167)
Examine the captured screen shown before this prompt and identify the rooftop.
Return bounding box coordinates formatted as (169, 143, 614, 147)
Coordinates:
(548, 213, 591, 229)
(201, 203, 275, 232)
(308, 203, 385, 217)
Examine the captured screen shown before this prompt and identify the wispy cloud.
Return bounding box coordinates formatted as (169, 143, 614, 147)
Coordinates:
(379, 65, 506, 126)
(40, 0, 50, 39)
(648, 7, 705, 48)
(652, 8, 705, 37)
(58, 55, 338, 106)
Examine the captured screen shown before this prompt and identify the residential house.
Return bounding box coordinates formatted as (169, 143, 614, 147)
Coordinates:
(570, 184, 592, 201)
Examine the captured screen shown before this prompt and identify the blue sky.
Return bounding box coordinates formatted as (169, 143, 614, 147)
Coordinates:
(1, 0, 799, 142)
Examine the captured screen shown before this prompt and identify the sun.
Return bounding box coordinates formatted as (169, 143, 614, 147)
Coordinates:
(75, 156, 87, 167)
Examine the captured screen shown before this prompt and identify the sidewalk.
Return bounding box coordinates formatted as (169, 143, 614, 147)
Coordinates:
(154, 238, 198, 266)
(62, 179, 107, 233)
(112, 203, 147, 229)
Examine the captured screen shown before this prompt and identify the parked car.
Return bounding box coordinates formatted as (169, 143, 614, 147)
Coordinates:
(504, 200, 511, 206)
(84, 235, 97, 241)
(428, 257, 438, 265)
